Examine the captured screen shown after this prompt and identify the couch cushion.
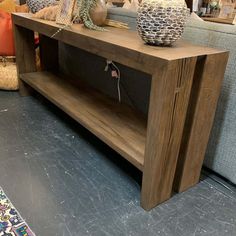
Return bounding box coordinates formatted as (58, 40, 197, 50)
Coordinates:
(183, 20, 236, 185)
(107, 7, 137, 30)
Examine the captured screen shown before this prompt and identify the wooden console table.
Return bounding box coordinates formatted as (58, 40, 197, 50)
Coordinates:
(12, 13, 228, 210)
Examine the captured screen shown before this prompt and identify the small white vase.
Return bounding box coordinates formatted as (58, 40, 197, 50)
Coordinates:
(137, 0, 190, 46)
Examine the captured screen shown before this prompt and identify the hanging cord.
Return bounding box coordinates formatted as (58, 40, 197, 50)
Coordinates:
(104, 60, 138, 108)
(104, 60, 121, 103)
(110, 61, 121, 103)
(50, 13, 79, 39)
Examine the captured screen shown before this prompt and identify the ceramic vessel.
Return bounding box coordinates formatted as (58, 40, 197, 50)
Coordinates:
(137, 0, 190, 46)
(89, 0, 107, 26)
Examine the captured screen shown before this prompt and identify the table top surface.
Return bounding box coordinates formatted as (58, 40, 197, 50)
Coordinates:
(13, 13, 227, 61)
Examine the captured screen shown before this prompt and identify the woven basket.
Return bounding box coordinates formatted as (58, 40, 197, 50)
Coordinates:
(0, 57, 19, 90)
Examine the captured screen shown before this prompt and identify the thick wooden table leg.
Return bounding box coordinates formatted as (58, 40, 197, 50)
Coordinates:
(141, 58, 197, 210)
(13, 25, 36, 96)
(174, 52, 229, 193)
(39, 34, 58, 71)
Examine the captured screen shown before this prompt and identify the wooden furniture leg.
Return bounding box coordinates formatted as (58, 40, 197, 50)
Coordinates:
(141, 58, 197, 210)
(13, 26, 36, 96)
(174, 52, 229, 193)
(39, 34, 59, 71)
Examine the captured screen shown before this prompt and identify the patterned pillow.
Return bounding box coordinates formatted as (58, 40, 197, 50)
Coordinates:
(26, 0, 58, 13)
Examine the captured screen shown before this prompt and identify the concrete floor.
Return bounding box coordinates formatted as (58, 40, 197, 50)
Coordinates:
(0, 91, 236, 236)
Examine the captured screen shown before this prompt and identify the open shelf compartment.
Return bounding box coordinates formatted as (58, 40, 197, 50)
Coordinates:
(20, 71, 147, 171)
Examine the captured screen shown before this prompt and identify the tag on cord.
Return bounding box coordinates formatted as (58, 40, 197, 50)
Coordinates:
(104, 60, 112, 71)
(111, 70, 118, 78)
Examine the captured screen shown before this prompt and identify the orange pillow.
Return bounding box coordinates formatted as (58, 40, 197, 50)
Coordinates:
(0, 9, 15, 56)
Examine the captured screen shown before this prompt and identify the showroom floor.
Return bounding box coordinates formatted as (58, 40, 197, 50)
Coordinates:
(0, 91, 236, 236)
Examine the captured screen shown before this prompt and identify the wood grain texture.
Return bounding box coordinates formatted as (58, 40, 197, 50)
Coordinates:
(141, 57, 197, 210)
(13, 24, 36, 95)
(12, 13, 226, 74)
(174, 52, 229, 193)
(39, 34, 59, 71)
(20, 71, 147, 171)
(12, 13, 229, 210)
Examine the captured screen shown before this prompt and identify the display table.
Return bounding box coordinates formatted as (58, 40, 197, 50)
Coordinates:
(12, 13, 229, 210)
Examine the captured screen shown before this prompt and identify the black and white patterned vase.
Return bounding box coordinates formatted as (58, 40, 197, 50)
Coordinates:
(26, 0, 58, 13)
(137, 0, 190, 46)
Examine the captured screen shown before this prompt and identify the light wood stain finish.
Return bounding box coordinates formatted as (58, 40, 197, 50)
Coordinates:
(13, 24, 36, 95)
(12, 13, 229, 210)
(20, 72, 147, 171)
(142, 58, 197, 210)
(174, 53, 229, 192)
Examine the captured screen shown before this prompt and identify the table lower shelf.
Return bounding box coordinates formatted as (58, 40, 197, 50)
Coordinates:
(20, 71, 147, 170)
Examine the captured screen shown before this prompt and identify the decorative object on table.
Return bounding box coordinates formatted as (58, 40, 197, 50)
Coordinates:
(72, 2, 81, 23)
(104, 19, 129, 28)
(201, 0, 236, 24)
(218, 1, 235, 18)
(34, 3, 79, 22)
(106, 0, 114, 8)
(112, 0, 125, 7)
(26, 0, 57, 13)
(137, 0, 190, 46)
(0, 187, 35, 235)
(200, 6, 207, 15)
(123, 0, 139, 11)
(130, 0, 139, 11)
(89, 0, 107, 26)
(123, 0, 131, 9)
(209, 0, 220, 17)
(56, 0, 76, 25)
(201, 15, 236, 23)
(79, 0, 107, 30)
(15, 4, 29, 12)
(34, 5, 59, 20)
